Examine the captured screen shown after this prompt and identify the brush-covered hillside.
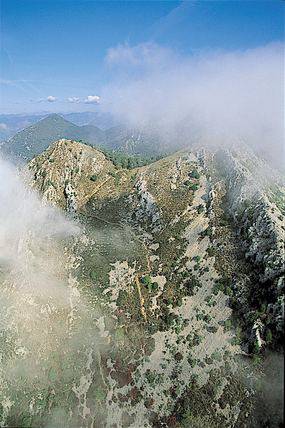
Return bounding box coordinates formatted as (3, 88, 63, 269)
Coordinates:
(0, 139, 284, 428)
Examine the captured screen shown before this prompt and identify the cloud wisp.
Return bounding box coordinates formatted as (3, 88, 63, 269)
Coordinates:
(84, 95, 100, 104)
(31, 95, 100, 105)
(46, 95, 57, 102)
(102, 41, 284, 167)
(0, 123, 8, 130)
(0, 156, 106, 426)
(67, 96, 80, 103)
(67, 95, 100, 104)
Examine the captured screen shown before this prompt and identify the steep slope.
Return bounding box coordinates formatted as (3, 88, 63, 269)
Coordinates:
(0, 113, 47, 141)
(28, 139, 115, 211)
(1, 139, 284, 427)
(214, 147, 284, 348)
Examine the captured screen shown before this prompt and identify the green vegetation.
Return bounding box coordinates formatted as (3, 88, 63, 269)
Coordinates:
(224, 319, 232, 331)
(100, 148, 162, 169)
(201, 227, 212, 237)
(212, 277, 233, 297)
(46, 179, 56, 189)
(89, 269, 99, 282)
(141, 275, 158, 292)
(189, 169, 200, 179)
(196, 204, 204, 214)
(95, 387, 107, 402)
(265, 328, 273, 343)
(193, 255, 201, 264)
(188, 183, 199, 192)
(206, 246, 216, 257)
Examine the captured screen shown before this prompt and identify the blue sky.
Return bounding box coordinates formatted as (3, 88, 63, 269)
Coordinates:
(0, 0, 284, 113)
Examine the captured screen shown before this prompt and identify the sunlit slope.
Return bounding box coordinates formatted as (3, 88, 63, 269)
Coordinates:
(1, 139, 283, 427)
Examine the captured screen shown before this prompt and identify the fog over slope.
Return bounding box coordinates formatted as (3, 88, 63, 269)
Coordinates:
(0, 157, 103, 427)
(102, 42, 284, 168)
(0, 156, 78, 273)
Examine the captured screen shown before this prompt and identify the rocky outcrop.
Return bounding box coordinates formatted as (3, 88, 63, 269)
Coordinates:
(216, 147, 284, 341)
(28, 139, 114, 211)
(134, 174, 161, 230)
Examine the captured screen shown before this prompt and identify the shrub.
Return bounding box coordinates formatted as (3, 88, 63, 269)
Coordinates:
(141, 275, 152, 286)
(95, 388, 107, 402)
(196, 204, 204, 214)
(90, 270, 98, 282)
(188, 183, 199, 192)
(201, 227, 212, 237)
(224, 319, 232, 330)
(189, 170, 200, 179)
(265, 329, 273, 343)
(252, 354, 262, 366)
(187, 356, 197, 367)
(100, 148, 162, 169)
(211, 351, 222, 361)
(207, 247, 215, 257)
(46, 179, 56, 189)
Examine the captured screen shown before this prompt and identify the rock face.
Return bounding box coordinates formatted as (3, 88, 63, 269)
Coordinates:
(0, 140, 284, 428)
(216, 147, 284, 339)
(28, 139, 115, 210)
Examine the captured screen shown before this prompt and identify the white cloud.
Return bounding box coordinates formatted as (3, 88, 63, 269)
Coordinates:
(106, 42, 173, 69)
(84, 95, 100, 104)
(67, 97, 80, 103)
(47, 95, 57, 102)
(102, 42, 284, 167)
(0, 123, 8, 130)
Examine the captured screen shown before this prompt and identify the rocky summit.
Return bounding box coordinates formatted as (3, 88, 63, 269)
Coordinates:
(0, 139, 284, 428)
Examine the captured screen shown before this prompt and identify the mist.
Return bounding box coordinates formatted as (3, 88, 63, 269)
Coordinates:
(102, 41, 284, 168)
(0, 156, 106, 427)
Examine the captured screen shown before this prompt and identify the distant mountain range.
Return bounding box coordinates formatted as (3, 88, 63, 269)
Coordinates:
(0, 111, 116, 141)
(0, 113, 168, 162)
(0, 114, 105, 161)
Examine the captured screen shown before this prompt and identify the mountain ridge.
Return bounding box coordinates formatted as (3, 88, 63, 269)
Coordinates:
(1, 137, 283, 427)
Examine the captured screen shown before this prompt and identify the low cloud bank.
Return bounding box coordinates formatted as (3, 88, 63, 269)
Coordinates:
(102, 42, 284, 167)
(0, 158, 77, 270)
(0, 157, 103, 426)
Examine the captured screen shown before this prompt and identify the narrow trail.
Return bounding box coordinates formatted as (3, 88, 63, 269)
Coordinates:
(80, 176, 112, 208)
(134, 274, 147, 322)
(80, 209, 151, 323)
